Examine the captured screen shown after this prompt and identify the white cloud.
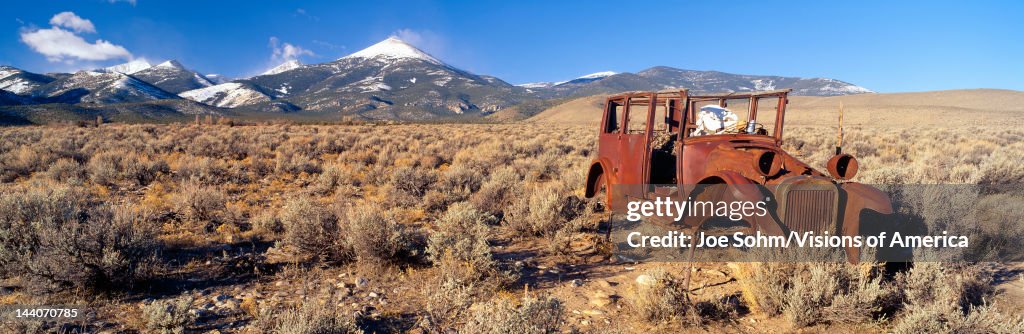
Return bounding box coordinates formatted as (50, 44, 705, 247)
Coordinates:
(391, 28, 445, 57)
(392, 29, 425, 47)
(107, 0, 138, 6)
(294, 8, 319, 22)
(269, 36, 314, 63)
(20, 12, 132, 63)
(49, 11, 96, 33)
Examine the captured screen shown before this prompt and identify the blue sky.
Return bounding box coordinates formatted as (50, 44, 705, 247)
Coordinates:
(2, 0, 1021, 92)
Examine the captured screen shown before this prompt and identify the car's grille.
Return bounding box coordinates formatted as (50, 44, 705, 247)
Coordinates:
(784, 189, 837, 234)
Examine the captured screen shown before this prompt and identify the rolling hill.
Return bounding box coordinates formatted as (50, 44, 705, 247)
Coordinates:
(529, 89, 1024, 127)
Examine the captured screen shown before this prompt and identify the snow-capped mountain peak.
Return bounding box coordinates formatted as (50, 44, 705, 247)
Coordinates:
(262, 60, 303, 75)
(341, 37, 443, 65)
(104, 59, 153, 74)
(576, 71, 617, 80)
(155, 60, 187, 69)
(551, 70, 618, 86)
(129, 59, 214, 94)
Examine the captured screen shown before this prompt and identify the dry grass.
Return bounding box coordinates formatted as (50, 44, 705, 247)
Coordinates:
(140, 294, 196, 334)
(460, 293, 564, 334)
(253, 296, 361, 334)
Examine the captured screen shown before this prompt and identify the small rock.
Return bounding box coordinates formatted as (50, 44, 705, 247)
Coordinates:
(354, 277, 369, 288)
(214, 294, 231, 302)
(368, 292, 379, 298)
(570, 279, 584, 287)
(589, 293, 612, 307)
(581, 319, 590, 325)
(221, 300, 240, 311)
(624, 266, 636, 271)
(635, 274, 657, 286)
(582, 309, 604, 316)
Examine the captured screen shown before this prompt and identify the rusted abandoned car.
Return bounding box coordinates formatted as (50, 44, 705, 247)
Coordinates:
(584, 89, 895, 262)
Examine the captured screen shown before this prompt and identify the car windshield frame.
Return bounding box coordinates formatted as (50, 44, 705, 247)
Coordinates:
(682, 90, 791, 143)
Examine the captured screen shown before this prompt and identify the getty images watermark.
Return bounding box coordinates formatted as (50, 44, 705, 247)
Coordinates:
(602, 183, 1022, 263)
(623, 196, 968, 249)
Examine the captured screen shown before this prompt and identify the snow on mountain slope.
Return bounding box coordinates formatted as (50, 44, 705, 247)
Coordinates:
(801, 78, 873, 95)
(33, 70, 178, 103)
(104, 59, 152, 74)
(517, 82, 555, 89)
(517, 72, 617, 90)
(576, 71, 618, 80)
(155, 60, 184, 69)
(0, 78, 33, 94)
(341, 37, 443, 65)
(263, 60, 303, 75)
(0, 71, 36, 94)
(104, 75, 179, 101)
(0, 66, 54, 94)
(131, 60, 214, 94)
(555, 71, 617, 85)
(179, 82, 272, 108)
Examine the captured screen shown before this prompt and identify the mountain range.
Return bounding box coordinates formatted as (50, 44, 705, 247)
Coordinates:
(0, 37, 873, 123)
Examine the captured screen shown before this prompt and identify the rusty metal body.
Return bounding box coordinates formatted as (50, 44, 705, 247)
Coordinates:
(584, 89, 894, 262)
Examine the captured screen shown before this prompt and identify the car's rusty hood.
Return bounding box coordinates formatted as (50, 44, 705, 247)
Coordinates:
(683, 135, 829, 184)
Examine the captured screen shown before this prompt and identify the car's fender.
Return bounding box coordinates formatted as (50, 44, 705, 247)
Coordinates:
(696, 170, 784, 235)
(840, 182, 895, 263)
(584, 159, 612, 198)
